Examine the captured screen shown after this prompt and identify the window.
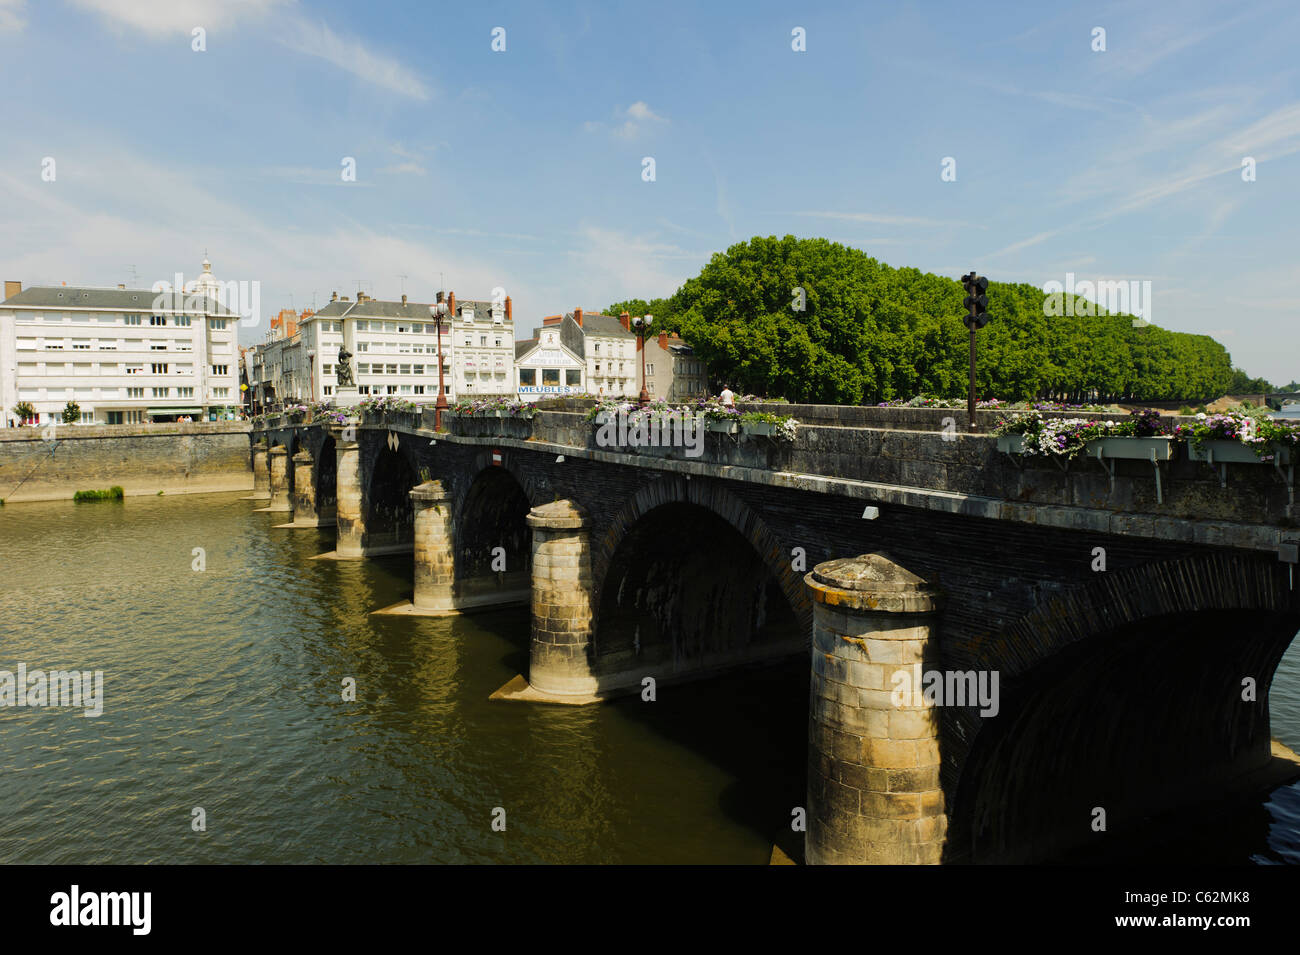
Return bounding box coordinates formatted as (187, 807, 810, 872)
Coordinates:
(594, 343, 600, 354)
(566, 369, 582, 386)
(413, 385, 425, 395)
(479, 335, 486, 346)
(400, 385, 412, 394)
(213, 388, 229, 398)
(73, 342, 90, 350)
(323, 385, 334, 396)
(356, 343, 368, 352)
(646, 364, 654, 375)
(151, 363, 168, 374)
(385, 364, 397, 375)
(411, 323, 422, 334)
(413, 364, 424, 375)
(355, 320, 368, 332)
(464, 338, 472, 347)
(358, 385, 371, 395)
(209, 319, 228, 330)
(178, 387, 194, 398)
(322, 364, 333, 376)
(386, 385, 397, 395)
(125, 410, 144, 424)
(99, 341, 116, 350)
(357, 363, 369, 375)
(107, 411, 123, 425)
(151, 343, 167, 351)
(175, 340, 192, 351)
(174, 316, 191, 326)
(519, 369, 536, 386)
(542, 368, 560, 386)
(495, 338, 501, 347)
(44, 340, 64, 349)
(150, 315, 166, 326)
(397, 325, 407, 333)
(152, 387, 169, 398)
(399, 364, 410, 375)
(126, 365, 143, 375)
(212, 365, 228, 376)
(124, 315, 141, 325)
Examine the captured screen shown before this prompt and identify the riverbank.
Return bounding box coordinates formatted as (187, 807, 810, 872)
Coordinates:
(0, 422, 252, 503)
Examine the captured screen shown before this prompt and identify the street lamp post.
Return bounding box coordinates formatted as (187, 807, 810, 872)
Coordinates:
(632, 314, 653, 406)
(305, 348, 316, 403)
(429, 297, 451, 431)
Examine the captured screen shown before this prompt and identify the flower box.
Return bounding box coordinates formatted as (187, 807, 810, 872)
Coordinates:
(996, 435, 1027, 454)
(742, 421, 779, 437)
(1086, 436, 1175, 462)
(1186, 440, 1290, 465)
(705, 419, 739, 434)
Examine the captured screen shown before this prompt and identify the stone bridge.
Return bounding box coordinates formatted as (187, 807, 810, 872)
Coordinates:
(249, 401, 1300, 865)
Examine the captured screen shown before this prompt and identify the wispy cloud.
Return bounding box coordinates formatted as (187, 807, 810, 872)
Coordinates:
(279, 16, 431, 101)
(0, 0, 26, 33)
(69, 0, 431, 100)
(586, 101, 670, 140)
(794, 211, 958, 227)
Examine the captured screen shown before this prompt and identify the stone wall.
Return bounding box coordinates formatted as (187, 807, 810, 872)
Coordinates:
(0, 422, 253, 502)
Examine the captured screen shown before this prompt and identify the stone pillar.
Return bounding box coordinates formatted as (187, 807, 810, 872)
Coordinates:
(291, 451, 316, 524)
(334, 436, 364, 557)
(526, 500, 597, 697)
(804, 553, 945, 865)
(411, 481, 455, 612)
(252, 445, 270, 497)
(266, 446, 292, 512)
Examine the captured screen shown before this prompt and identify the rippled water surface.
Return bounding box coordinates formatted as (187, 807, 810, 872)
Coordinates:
(0, 492, 1296, 864)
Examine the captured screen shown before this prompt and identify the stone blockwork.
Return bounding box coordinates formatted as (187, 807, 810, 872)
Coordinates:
(0, 422, 252, 502)
(805, 554, 946, 865)
(334, 437, 365, 557)
(251, 445, 270, 498)
(411, 481, 456, 613)
(527, 499, 598, 697)
(265, 446, 292, 512)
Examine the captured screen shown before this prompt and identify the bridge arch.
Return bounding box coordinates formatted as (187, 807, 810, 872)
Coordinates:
(588, 475, 809, 683)
(944, 552, 1300, 863)
(454, 464, 533, 601)
(363, 438, 420, 554)
(313, 433, 337, 519)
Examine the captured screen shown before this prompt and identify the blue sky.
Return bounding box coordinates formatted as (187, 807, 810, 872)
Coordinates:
(1, 0, 1298, 383)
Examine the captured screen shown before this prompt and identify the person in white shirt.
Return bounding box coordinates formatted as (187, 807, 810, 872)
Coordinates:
(719, 386, 735, 407)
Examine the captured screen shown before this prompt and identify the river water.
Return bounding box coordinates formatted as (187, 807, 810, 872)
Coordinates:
(0, 491, 1296, 864)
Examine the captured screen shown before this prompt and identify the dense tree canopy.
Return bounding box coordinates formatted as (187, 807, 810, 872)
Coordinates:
(610, 236, 1242, 404)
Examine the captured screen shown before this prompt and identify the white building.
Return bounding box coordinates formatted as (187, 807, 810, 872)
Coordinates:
(249, 290, 514, 406)
(0, 260, 242, 426)
(514, 309, 637, 401)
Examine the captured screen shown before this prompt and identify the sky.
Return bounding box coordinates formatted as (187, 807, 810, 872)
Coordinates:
(1, 0, 1298, 383)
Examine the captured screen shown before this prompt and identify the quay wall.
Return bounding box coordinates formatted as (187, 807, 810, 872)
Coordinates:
(0, 422, 252, 502)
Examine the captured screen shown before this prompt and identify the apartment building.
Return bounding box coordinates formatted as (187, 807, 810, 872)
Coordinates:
(0, 260, 241, 425)
(516, 308, 636, 401)
(249, 289, 513, 406)
(642, 329, 708, 401)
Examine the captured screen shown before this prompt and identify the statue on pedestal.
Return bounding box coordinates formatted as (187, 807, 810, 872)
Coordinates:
(337, 346, 354, 386)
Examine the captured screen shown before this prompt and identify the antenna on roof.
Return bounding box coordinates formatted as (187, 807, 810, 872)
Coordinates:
(398, 274, 408, 296)
(126, 265, 139, 288)
(440, 272, 444, 294)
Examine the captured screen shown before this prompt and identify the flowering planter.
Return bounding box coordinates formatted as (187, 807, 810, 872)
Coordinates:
(996, 435, 1028, 454)
(741, 421, 779, 437)
(1086, 436, 1175, 461)
(1187, 440, 1291, 465)
(705, 419, 739, 434)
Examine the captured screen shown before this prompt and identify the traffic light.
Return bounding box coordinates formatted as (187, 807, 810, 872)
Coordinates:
(960, 272, 989, 329)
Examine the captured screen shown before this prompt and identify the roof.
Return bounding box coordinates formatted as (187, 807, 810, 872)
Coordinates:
(310, 297, 503, 321)
(1, 285, 239, 316)
(515, 337, 537, 360)
(570, 311, 635, 339)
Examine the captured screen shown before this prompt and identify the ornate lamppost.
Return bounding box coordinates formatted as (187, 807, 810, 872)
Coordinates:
(632, 314, 653, 406)
(429, 296, 451, 430)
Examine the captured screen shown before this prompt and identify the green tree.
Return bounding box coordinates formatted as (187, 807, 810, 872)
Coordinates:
(62, 401, 81, 424)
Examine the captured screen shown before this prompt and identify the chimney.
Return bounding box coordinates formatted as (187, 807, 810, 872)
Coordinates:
(505, 296, 512, 321)
(436, 290, 445, 304)
(4, 280, 20, 299)
(573, 307, 583, 327)
(658, 330, 668, 350)
(117, 283, 125, 290)
(542, 315, 561, 326)
(448, 291, 456, 316)
(619, 310, 630, 332)
(340, 296, 350, 301)
(330, 291, 338, 302)
(401, 294, 408, 305)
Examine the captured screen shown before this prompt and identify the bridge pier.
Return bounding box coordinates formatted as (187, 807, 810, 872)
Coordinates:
(275, 450, 333, 528)
(259, 446, 292, 513)
(334, 437, 365, 558)
(805, 553, 946, 865)
(372, 481, 457, 615)
(493, 500, 599, 702)
(243, 444, 270, 500)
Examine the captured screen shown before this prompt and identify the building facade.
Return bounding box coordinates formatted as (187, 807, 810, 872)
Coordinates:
(246, 290, 513, 407)
(515, 308, 637, 401)
(641, 329, 708, 401)
(0, 260, 242, 425)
